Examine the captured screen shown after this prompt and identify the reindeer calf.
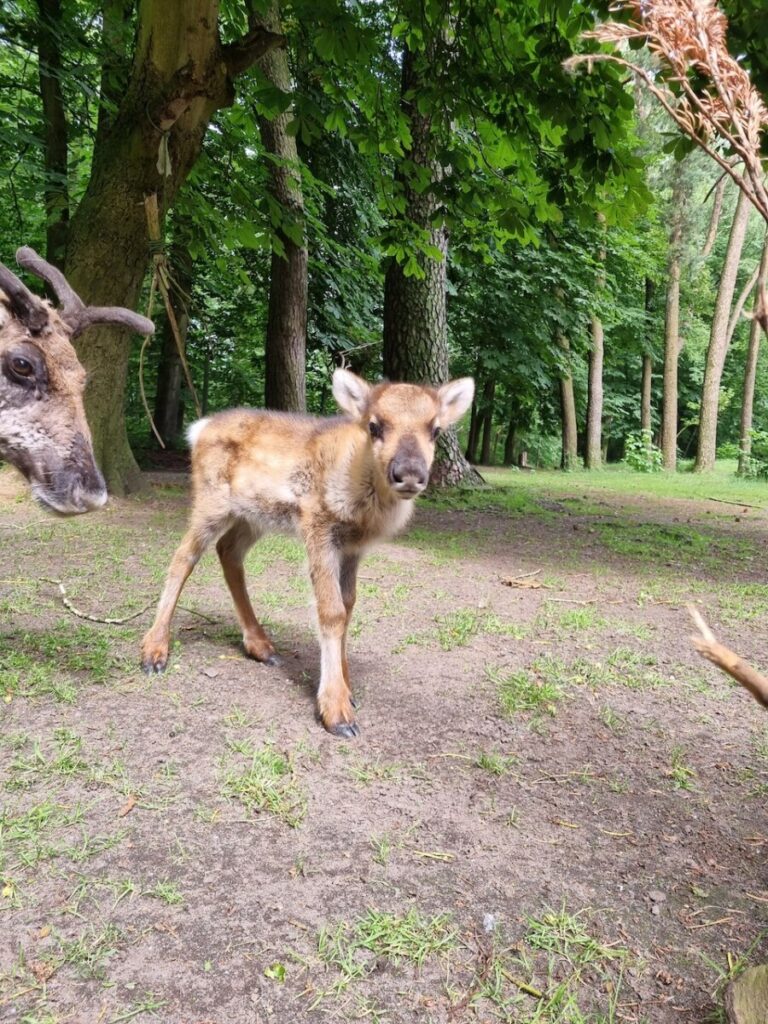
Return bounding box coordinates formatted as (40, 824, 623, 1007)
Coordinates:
(141, 369, 474, 736)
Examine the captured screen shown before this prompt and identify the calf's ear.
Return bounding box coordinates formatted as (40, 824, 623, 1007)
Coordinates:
(333, 368, 371, 418)
(438, 378, 475, 425)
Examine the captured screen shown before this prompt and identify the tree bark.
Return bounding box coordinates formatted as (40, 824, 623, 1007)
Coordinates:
(585, 215, 606, 469)
(641, 353, 653, 434)
(382, 42, 481, 487)
(695, 183, 752, 471)
(738, 230, 768, 474)
(153, 237, 193, 445)
(503, 408, 516, 466)
(479, 377, 496, 465)
(63, 1, 283, 493)
(37, 0, 69, 268)
(465, 398, 480, 463)
(259, 1, 306, 412)
(585, 327, 604, 468)
(641, 276, 654, 436)
(557, 328, 578, 471)
(661, 165, 687, 471)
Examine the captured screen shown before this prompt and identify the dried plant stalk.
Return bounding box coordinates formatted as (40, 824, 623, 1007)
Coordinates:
(687, 605, 768, 708)
(566, 0, 768, 332)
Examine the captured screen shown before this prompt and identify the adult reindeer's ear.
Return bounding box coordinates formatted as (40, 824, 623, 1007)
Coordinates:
(333, 368, 371, 418)
(438, 378, 474, 425)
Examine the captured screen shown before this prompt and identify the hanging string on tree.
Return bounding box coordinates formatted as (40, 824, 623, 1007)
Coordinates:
(138, 193, 202, 448)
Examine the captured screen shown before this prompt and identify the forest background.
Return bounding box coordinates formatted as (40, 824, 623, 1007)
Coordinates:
(1, 0, 767, 493)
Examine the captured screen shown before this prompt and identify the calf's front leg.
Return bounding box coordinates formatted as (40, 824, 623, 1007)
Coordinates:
(306, 534, 359, 738)
(141, 517, 224, 673)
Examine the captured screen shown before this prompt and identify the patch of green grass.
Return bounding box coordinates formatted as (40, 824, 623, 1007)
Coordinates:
(598, 705, 627, 733)
(668, 746, 697, 790)
(474, 750, 519, 776)
(1, 621, 119, 703)
(318, 908, 458, 992)
(540, 649, 668, 692)
(423, 483, 543, 517)
(222, 741, 306, 827)
(347, 759, 404, 786)
(400, 525, 488, 565)
(0, 801, 84, 874)
(435, 608, 523, 651)
(370, 834, 391, 866)
(55, 923, 123, 980)
(717, 582, 768, 625)
(488, 662, 562, 718)
(145, 880, 184, 905)
(483, 460, 768, 506)
(6, 729, 91, 791)
(534, 602, 605, 635)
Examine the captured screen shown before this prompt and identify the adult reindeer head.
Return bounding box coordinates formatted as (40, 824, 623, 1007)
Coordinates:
(333, 369, 475, 499)
(0, 247, 154, 515)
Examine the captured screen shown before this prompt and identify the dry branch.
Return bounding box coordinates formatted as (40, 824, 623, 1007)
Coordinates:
(687, 604, 768, 708)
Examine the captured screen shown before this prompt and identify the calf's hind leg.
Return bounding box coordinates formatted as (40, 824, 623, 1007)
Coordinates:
(216, 520, 279, 665)
(141, 515, 226, 674)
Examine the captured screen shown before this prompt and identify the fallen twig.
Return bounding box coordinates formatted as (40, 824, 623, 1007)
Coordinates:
(687, 605, 768, 708)
(41, 577, 153, 625)
(705, 496, 764, 510)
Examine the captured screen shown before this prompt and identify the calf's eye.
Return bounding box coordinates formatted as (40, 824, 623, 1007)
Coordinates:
(431, 425, 441, 441)
(369, 420, 383, 440)
(10, 356, 34, 381)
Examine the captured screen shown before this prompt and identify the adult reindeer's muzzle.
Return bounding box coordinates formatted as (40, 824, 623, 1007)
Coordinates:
(28, 432, 108, 515)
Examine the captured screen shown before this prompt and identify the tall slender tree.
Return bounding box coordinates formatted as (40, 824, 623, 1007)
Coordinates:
(695, 184, 752, 470)
(738, 229, 768, 474)
(661, 161, 687, 470)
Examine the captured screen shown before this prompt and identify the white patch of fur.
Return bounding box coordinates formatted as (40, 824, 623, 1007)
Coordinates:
(186, 417, 211, 448)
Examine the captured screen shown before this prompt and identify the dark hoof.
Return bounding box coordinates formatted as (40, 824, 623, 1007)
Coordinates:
(141, 658, 167, 676)
(330, 721, 360, 739)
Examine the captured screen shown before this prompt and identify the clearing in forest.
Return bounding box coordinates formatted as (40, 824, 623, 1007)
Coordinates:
(1, 465, 767, 1023)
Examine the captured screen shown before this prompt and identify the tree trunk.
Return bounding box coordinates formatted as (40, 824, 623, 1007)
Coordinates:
(641, 276, 654, 435)
(465, 397, 480, 463)
(479, 377, 496, 465)
(585, 215, 606, 469)
(641, 353, 653, 433)
(153, 237, 192, 445)
(382, 43, 481, 487)
(695, 184, 752, 471)
(503, 408, 517, 466)
(585, 330, 604, 468)
(661, 166, 687, 471)
(37, 0, 69, 268)
(557, 329, 578, 471)
(63, 2, 282, 493)
(738, 230, 768, 474)
(259, 1, 306, 412)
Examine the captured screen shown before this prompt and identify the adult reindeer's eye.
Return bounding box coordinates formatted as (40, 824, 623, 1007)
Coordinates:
(10, 357, 34, 381)
(369, 420, 383, 441)
(431, 425, 441, 441)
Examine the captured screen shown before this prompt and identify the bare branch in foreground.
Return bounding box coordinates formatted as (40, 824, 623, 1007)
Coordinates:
(687, 604, 768, 708)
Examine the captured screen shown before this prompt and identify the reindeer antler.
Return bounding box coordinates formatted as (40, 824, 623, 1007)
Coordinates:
(15, 247, 155, 339)
(0, 258, 49, 334)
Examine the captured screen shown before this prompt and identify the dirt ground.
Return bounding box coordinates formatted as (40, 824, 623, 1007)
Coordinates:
(1, 469, 768, 1024)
